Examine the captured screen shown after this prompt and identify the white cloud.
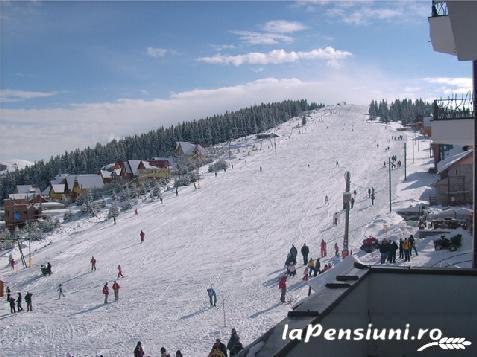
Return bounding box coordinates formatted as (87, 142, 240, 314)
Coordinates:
(198, 47, 352, 66)
(423, 77, 472, 94)
(262, 20, 306, 33)
(210, 44, 236, 51)
(2, 72, 468, 161)
(231, 31, 293, 45)
(0, 89, 58, 103)
(146, 47, 175, 58)
(297, 0, 427, 25)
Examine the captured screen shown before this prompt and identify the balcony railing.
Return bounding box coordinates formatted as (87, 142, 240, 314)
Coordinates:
(431, 0, 448, 17)
(433, 93, 474, 121)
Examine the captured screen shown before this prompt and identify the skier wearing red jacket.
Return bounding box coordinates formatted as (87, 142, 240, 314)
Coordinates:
(279, 275, 287, 303)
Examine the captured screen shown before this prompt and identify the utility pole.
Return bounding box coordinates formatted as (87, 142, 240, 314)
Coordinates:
(404, 142, 407, 181)
(342, 171, 351, 257)
(388, 157, 392, 213)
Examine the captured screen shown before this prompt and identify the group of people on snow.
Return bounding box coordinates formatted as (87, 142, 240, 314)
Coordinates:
(134, 341, 184, 357)
(378, 235, 418, 264)
(208, 328, 243, 357)
(6, 286, 32, 313)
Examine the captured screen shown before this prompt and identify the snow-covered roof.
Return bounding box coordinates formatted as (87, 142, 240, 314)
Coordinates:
(66, 174, 104, 190)
(9, 193, 29, 200)
(127, 160, 143, 176)
(437, 150, 472, 174)
(176, 141, 205, 156)
(51, 184, 66, 194)
(16, 185, 40, 194)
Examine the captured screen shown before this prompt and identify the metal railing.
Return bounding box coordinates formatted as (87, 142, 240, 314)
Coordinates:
(431, 0, 448, 17)
(433, 93, 475, 121)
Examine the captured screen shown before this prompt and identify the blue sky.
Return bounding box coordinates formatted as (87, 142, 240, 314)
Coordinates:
(0, 0, 472, 160)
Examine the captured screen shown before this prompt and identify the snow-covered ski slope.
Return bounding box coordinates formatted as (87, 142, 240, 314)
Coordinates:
(1, 104, 453, 356)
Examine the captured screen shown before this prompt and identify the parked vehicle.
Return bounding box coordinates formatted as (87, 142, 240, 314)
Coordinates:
(434, 234, 462, 251)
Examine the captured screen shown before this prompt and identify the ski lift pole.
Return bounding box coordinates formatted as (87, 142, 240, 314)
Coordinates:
(223, 298, 226, 327)
(342, 171, 351, 258)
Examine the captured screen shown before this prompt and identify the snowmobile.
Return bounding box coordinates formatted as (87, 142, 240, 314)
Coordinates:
(434, 234, 462, 252)
(360, 236, 379, 253)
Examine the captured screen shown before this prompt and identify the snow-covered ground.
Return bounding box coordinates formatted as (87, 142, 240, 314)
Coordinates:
(1, 105, 471, 356)
(0, 159, 34, 175)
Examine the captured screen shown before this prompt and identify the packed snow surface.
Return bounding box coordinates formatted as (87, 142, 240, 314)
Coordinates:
(2, 105, 469, 356)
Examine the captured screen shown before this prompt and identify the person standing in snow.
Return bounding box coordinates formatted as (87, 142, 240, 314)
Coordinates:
(325, 195, 329, 205)
(135, 208, 138, 215)
(314, 258, 321, 276)
(320, 239, 327, 257)
(10, 258, 15, 270)
(334, 242, 339, 257)
(350, 197, 355, 209)
(227, 328, 243, 356)
(333, 212, 339, 225)
(46, 262, 52, 275)
(112, 281, 120, 301)
(336, 161, 339, 167)
(289, 245, 297, 264)
(409, 235, 418, 256)
(134, 341, 145, 357)
(57, 284, 65, 299)
(175, 187, 178, 196)
(117, 265, 124, 278)
(389, 241, 398, 263)
(25, 291, 33, 311)
(211, 339, 227, 357)
(9, 296, 16, 313)
(368, 188, 371, 198)
(399, 239, 404, 260)
(207, 287, 217, 307)
(288, 262, 296, 277)
(90, 256, 97, 271)
(175, 351, 183, 357)
(307, 258, 315, 276)
(102, 282, 109, 304)
(301, 243, 309, 265)
(6, 286, 11, 301)
(140, 230, 145, 243)
(160, 347, 170, 356)
(403, 238, 411, 262)
(303, 267, 309, 282)
(260, 166, 262, 172)
(17, 292, 23, 311)
(371, 191, 376, 206)
(379, 239, 389, 264)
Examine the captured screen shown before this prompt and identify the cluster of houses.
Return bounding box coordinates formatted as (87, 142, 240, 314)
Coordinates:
(1, 142, 205, 231)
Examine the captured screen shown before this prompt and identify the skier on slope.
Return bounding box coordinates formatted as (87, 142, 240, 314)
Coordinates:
(325, 195, 329, 205)
(289, 245, 298, 264)
(57, 283, 65, 299)
(278, 274, 287, 303)
(227, 328, 243, 356)
(112, 281, 120, 301)
(117, 264, 124, 278)
(17, 292, 23, 311)
(135, 208, 138, 215)
(301, 243, 309, 265)
(25, 292, 33, 311)
(134, 341, 145, 357)
(102, 282, 109, 304)
(90, 256, 97, 271)
(140, 230, 145, 243)
(207, 287, 217, 307)
(320, 239, 327, 257)
(9, 296, 16, 313)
